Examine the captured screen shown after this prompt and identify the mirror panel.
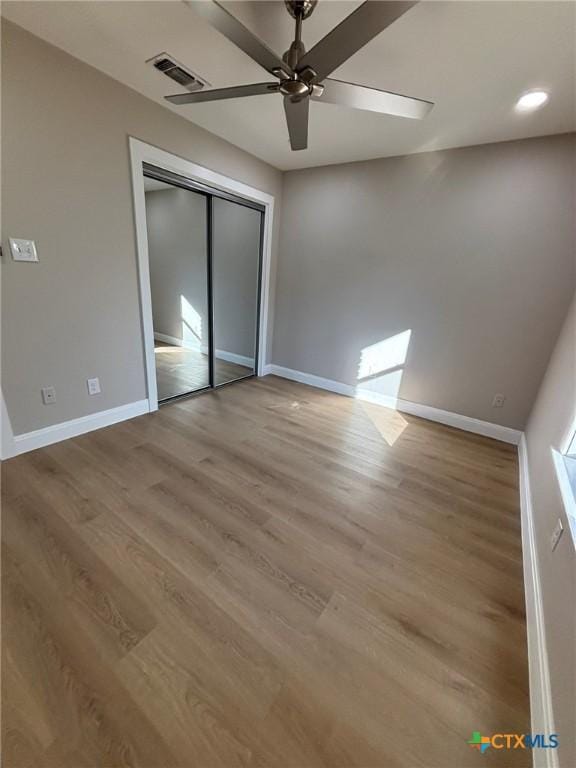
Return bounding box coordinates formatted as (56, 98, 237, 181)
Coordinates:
(212, 197, 262, 386)
(145, 176, 210, 400)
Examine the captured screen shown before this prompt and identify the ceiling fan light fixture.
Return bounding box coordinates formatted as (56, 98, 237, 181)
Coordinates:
(515, 90, 549, 112)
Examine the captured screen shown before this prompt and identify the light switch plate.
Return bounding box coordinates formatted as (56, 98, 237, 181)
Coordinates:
(9, 238, 38, 262)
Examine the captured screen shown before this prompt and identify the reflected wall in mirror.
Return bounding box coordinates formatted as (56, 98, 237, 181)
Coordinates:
(144, 176, 210, 400)
(212, 197, 262, 386)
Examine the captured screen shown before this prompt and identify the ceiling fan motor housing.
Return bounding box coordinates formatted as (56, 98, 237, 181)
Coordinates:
(279, 78, 310, 101)
(282, 38, 306, 71)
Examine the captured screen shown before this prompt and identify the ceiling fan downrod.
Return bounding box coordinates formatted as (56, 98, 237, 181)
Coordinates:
(281, 0, 321, 101)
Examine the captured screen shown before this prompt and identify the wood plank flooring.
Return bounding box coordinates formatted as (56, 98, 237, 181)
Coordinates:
(2, 376, 530, 767)
(155, 342, 252, 400)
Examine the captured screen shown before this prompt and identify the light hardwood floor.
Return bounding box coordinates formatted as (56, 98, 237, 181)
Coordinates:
(155, 343, 252, 400)
(2, 376, 530, 768)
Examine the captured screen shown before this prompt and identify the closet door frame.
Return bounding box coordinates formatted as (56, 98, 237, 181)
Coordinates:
(130, 138, 274, 412)
(143, 164, 264, 397)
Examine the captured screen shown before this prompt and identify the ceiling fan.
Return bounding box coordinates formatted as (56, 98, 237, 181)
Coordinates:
(166, 0, 433, 151)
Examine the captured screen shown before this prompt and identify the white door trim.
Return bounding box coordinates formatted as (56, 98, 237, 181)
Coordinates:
(518, 436, 558, 768)
(128, 136, 275, 412)
(1, 388, 16, 460)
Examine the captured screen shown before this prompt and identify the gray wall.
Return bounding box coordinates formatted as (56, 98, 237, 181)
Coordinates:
(145, 188, 209, 349)
(274, 134, 576, 429)
(1, 20, 282, 435)
(524, 294, 575, 768)
(2, 20, 574, 437)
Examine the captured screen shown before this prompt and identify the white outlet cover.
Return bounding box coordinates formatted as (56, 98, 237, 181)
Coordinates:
(87, 377, 101, 395)
(41, 386, 56, 404)
(9, 238, 38, 262)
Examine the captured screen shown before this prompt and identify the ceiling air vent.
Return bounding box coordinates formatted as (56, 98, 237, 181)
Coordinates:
(147, 52, 209, 92)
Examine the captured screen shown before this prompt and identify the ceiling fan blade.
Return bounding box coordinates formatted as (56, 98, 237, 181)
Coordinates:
(297, 1, 417, 83)
(166, 82, 279, 105)
(283, 96, 309, 151)
(312, 78, 433, 119)
(186, 1, 293, 78)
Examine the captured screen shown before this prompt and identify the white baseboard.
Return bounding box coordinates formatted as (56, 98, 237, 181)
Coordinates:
(154, 332, 199, 351)
(201, 345, 254, 369)
(214, 349, 254, 369)
(518, 435, 557, 768)
(266, 364, 522, 445)
(4, 399, 150, 459)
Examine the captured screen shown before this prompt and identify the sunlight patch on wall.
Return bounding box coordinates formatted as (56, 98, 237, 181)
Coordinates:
(181, 295, 203, 348)
(357, 330, 412, 381)
(355, 329, 412, 446)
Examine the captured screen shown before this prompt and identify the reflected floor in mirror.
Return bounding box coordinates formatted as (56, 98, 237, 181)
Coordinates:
(154, 342, 252, 400)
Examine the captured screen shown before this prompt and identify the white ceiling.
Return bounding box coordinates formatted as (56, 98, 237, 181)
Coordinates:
(3, 1, 575, 170)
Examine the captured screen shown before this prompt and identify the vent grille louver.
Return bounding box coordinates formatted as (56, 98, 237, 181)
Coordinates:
(147, 53, 209, 93)
(153, 58, 176, 73)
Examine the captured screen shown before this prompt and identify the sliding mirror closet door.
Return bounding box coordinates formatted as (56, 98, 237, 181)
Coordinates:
(144, 176, 210, 401)
(212, 197, 262, 385)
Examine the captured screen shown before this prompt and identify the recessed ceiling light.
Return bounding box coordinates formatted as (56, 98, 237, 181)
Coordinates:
(516, 91, 549, 112)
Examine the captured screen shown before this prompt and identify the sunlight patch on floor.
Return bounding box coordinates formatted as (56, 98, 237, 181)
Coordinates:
(360, 400, 409, 446)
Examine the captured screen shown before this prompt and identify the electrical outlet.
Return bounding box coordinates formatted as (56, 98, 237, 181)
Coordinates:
(551, 518, 564, 552)
(492, 393, 506, 408)
(41, 386, 56, 405)
(87, 377, 101, 395)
